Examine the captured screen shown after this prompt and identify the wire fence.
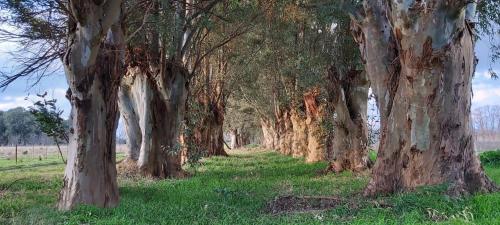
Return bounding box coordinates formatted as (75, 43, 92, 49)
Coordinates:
(0, 145, 67, 161)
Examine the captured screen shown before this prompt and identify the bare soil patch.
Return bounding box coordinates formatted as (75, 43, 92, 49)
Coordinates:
(265, 195, 341, 214)
(116, 158, 140, 178)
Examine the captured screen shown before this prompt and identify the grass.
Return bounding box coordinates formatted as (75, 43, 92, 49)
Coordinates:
(0, 148, 499, 225)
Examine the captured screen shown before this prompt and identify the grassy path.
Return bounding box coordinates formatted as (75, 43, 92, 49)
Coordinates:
(0, 148, 499, 224)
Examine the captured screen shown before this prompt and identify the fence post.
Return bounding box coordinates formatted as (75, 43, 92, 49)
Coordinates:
(15, 144, 18, 164)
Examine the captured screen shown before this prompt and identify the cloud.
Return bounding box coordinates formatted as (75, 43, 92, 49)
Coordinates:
(0, 24, 20, 54)
(475, 70, 493, 79)
(472, 68, 500, 107)
(0, 96, 31, 110)
(0, 88, 70, 117)
(473, 87, 500, 107)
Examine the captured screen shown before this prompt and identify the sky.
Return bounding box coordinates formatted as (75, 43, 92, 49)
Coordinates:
(0, 34, 499, 119)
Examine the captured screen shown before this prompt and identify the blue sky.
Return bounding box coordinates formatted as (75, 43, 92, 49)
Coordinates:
(0, 35, 499, 119)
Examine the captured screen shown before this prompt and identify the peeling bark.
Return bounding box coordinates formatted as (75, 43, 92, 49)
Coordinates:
(260, 95, 328, 163)
(276, 109, 294, 155)
(58, 1, 124, 210)
(304, 89, 326, 163)
(192, 101, 228, 156)
(143, 62, 188, 178)
(230, 127, 251, 149)
(119, 60, 188, 178)
(230, 129, 239, 149)
(189, 56, 228, 157)
(261, 118, 278, 150)
(194, 120, 227, 156)
(326, 67, 370, 173)
(118, 68, 149, 163)
(290, 108, 308, 158)
(354, 0, 496, 196)
(118, 67, 152, 170)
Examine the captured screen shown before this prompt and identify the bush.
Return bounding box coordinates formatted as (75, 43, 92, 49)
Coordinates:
(368, 150, 377, 162)
(480, 150, 500, 166)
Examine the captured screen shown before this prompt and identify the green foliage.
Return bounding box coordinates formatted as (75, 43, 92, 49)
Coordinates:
(0, 105, 68, 146)
(226, 0, 362, 128)
(0, 111, 8, 145)
(183, 98, 209, 167)
(480, 150, 500, 166)
(2, 107, 38, 144)
(28, 93, 68, 145)
(476, 0, 500, 72)
(369, 149, 377, 162)
(0, 149, 499, 224)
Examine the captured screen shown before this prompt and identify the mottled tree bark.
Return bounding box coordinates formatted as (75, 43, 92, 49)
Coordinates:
(261, 118, 278, 149)
(326, 68, 370, 172)
(190, 55, 228, 157)
(118, 67, 149, 164)
(195, 119, 227, 156)
(353, 0, 496, 196)
(58, 1, 124, 210)
(276, 109, 294, 155)
(290, 108, 308, 158)
(230, 129, 239, 149)
(143, 62, 188, 178)
(238, 129, 251, 147)
(119, 61, 188, 178)
(193, 102, 228, 156)
(261, 97, 328, 162)
(304, 89, 326, 163)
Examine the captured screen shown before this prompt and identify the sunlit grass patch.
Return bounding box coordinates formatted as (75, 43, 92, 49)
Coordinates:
(0, 147, 498, 224)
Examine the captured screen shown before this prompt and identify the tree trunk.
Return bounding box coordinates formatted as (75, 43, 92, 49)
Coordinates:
(118, 67, 148, 163)
(118, 61, 188, 178)
(58, 1, 124, 210)
(189, 57, 228, 157)
(139, 61, 188, 178)
(276, 109, 294, 155)
(261, 118, 278, 150)
(230, 129, 239, 149)
(290, 108, 308, 158)
(326, 68, 371, 172)
(304, 89, 326, 163)
(229, 128, 250, 149)
(117, 67, 152, 174)
(237, 129, 250, 147)
(193, 112, 228, 156)
(354, 0, 496, 196)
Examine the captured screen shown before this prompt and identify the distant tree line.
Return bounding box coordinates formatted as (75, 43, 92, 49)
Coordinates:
(473, 105, 500, 139)
(0, 107, 69, 146)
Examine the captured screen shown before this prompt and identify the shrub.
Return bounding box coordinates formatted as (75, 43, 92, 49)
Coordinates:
(480, 150, 500, 166)
(368, 150, 377, 162)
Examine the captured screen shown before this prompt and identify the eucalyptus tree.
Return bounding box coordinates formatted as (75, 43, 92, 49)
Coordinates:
(310, 1, 372, 172)
(183, 1, 258, 158)
(55, 0, 125, 210)
(351, 0, 497, 196)
(229, 0, 333, 161)
(118, 0, 249, 176)
(186, 53, 230, 157)
(0, 0, 125, 210)
(229, 0, 371, 166)
(119, 0, 194, 178)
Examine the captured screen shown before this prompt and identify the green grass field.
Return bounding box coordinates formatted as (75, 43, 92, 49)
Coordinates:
(0, 148, 499, 225)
